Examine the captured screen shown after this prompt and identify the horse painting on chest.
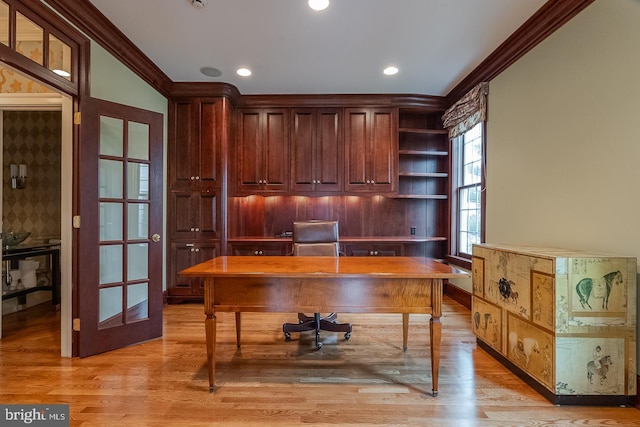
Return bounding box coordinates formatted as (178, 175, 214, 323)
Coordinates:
(575, 270, 623, 310)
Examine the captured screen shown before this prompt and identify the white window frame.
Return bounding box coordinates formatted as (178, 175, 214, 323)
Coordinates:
(451, 122, 485, 261)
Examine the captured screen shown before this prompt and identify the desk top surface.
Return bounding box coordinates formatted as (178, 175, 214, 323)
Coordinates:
(181, 256, 469, 279)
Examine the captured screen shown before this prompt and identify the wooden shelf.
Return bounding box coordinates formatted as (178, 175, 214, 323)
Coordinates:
(393, 194, 448, 200)
(399, 172, 448, 178)
(399, 128, 448, 135)
(399, 149, 448, 156)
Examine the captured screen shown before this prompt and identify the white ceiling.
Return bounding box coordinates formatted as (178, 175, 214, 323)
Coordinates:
(88, 0, 548, 96)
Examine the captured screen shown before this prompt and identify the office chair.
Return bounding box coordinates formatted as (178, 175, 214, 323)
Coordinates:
(282, 220, 352, 349)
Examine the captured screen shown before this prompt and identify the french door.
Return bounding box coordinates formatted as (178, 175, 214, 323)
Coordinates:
(77, 98, 163, 357)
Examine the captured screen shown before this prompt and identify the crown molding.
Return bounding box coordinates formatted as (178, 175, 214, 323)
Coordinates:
(445, 0, 595, 105)
(42, 0, 594, 105)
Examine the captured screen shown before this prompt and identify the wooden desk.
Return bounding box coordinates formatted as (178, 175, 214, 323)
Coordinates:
(180, 256, 469, 395)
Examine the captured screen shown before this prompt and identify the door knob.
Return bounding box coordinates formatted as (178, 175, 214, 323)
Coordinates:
(152, 233, 161, 242)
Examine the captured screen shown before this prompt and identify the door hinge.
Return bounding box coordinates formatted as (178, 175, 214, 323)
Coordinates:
(73, 318, 80, 331)
(74, 112, 81, 125)
(73, 215, 80, 229)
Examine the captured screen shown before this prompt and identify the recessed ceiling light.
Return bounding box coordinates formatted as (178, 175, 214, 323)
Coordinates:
(200, 66, 222, 77)
(237, 68, 252, 77)
(308, 0, 329, 11)
(383, 66, 399, 76)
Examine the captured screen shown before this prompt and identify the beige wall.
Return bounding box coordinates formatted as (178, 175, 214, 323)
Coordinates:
(486, 0, 640, 373)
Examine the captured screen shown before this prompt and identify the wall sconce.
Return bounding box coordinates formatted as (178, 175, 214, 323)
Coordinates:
(10, 164, 27, 189)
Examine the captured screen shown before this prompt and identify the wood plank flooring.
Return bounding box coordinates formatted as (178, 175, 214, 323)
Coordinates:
(1, 297, 639, 426)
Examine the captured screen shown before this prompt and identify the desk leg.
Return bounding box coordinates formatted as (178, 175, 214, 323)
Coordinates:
(204, 278, 216, 393)
(429, 278, 443, 397)
(402, 313, 409, 352)
(235, 312, 241, 349)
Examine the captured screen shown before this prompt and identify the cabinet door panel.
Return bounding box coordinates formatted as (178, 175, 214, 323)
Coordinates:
(290, 109, 315, 191)
(169, 243, 218, 298)
(263, 109, 288, 190)
(237, 110, 262, 188)
(198, 99, 222, 184)
(316, 109, 342, 191)
(169, 191, 195, 240)
(171, 101, 195, 187)
(345, 109, 369, 189)
(199, 192, 220, 239)
(171, 244, 199, 293)
(370, 109, 396, 190)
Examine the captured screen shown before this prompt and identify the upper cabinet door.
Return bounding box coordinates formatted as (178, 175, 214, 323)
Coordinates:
(290, 108, 342, 193)
(236, 108, 289, 194)
(169, 98, 224, 189)
(344, 107, 397, 193)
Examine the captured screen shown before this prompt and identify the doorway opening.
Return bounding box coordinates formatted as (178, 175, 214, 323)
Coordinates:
(0, 62, 73, 357)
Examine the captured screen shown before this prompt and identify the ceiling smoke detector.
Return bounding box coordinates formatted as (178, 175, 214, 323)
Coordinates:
(192, 0, 206, 8)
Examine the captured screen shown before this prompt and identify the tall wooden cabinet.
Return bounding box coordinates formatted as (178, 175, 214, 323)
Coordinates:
(472, 243, 637, 405)
(344, 108, 397, 193)
(167, 97, 228, 302)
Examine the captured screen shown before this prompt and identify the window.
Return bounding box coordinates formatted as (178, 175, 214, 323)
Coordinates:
(451, 122, 484, 259)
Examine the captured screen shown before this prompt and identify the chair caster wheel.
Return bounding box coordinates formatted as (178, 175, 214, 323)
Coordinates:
(316, 341, 323, 350)
(344, 332, 351, 340)
(284, 332, 291, 341)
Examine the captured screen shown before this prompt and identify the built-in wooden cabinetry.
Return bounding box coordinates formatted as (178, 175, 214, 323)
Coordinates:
(290, 108, 343, 193)
(344, 108, 397, 193)
(166, 90, 450, 301)
(396, 109, 449, 200)
(235, 108, 289, 194)
(167, 96, 229, 302)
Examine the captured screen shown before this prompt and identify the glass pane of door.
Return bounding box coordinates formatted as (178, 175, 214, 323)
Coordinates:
(97, 113, 152, 331)
(128, 121, 149, 160)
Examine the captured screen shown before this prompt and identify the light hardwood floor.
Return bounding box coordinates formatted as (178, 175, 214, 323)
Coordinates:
(1, 297, 638, 426)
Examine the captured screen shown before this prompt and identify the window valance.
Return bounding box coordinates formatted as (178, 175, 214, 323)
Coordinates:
(442, 82, 489, 139)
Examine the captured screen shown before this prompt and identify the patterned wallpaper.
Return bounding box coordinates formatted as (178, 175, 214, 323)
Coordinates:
(2, 111, 61, 243)
(0, 67, 52, 94)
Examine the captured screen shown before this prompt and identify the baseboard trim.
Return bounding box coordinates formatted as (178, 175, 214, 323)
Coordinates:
(636, 375, 640, 409)
(444, 282, 471, 309)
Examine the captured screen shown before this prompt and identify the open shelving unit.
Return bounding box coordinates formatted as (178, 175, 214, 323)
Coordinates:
(396, 108, 450, 258)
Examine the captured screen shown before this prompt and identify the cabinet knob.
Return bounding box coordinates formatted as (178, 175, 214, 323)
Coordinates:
(195, 176, 200, 180)
(195, 228, 200, 232)
(195, 248, 200, 252)
(190, 227, 195, 232)
(190, 176, 195, 180)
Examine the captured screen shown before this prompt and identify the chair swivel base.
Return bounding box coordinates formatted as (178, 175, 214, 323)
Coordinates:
(283, 312, 352, 349)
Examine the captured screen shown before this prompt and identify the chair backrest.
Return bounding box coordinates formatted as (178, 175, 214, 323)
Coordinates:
(292, 220, 339, 256)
